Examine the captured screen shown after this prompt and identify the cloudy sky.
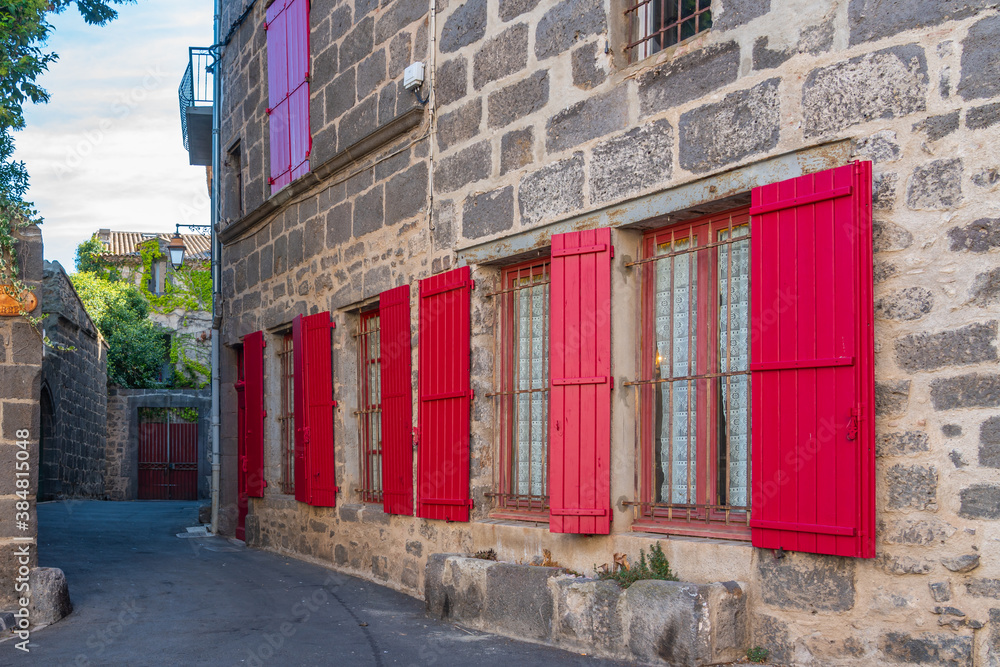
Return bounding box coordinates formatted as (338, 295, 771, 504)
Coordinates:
(14, 0, 215, 271)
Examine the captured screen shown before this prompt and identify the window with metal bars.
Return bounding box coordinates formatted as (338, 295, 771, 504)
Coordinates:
(626, 0, 712, 62)
(489, 259, 551, 517)
(355, 310, 383, 503)
(628, 207, 750, 538)
(277, 331, 295, 494)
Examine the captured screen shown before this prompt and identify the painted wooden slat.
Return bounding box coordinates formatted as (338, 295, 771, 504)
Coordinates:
(417, 267, 472, 522)
(244, 331, 266, 497)
(549, 228, 612, 535)
(380, 285, 414, 516)
(750, 161, 874, 558)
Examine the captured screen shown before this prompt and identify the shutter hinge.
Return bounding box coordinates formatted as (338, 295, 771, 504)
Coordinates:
(303, 426, 311, 443)
(611, 377, 614, 390)
(412, 427, 420, 447)
(264, 479, 268, 488)
(332, 400, 338, 408)
(263, 410, 267, 418)
(611, 245, 615, 259)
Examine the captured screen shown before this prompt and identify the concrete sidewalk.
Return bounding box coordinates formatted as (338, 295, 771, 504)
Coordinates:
(0, 501, 625, 666)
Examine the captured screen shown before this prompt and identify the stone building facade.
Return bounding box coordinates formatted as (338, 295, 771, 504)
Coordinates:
(95, 229, 213, 387)
(212, 0, 1000, 663)
(39, 261, 109, 500)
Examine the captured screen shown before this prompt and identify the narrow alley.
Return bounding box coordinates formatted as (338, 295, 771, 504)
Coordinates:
(0, 501, 623, 666)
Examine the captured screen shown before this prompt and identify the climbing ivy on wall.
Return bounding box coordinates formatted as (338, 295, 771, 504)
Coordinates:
(136, 240, 211, 313)
(74, 236, 213, 389)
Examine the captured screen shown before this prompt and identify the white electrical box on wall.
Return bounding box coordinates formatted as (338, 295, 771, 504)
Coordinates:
(403, 62, 425, 91)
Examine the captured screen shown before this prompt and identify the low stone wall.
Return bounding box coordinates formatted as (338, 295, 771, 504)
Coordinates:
(425, 554, 746, 666)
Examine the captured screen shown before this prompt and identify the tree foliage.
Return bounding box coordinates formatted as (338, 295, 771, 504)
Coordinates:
(0, 0, 135, 306)
(74, 237, 120, 279)
(71, 271, 167, 388)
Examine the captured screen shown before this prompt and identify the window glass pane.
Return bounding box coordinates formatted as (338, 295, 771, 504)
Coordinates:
(514, 275, 548, 497)
(718, 225, 750, 508)
(653, 237, 698, 505)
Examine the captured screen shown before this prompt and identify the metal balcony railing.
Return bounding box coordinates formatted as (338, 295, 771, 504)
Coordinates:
(179, 47, 215, 151)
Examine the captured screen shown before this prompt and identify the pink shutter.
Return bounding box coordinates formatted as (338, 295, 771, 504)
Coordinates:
(380, 285, 414, 516)
(293, 312, 338, 507)
(266, 0, 292, 188)
(548, 228, 613, 535)
(417, 267, 473, 522)
(749, 161, 875, 558)
(286, 0, 311, 179)
(244, 331, 266, 497)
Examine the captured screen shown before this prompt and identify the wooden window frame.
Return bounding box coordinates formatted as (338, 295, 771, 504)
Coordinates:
(489, 258, 551, 520)
(277, 331, 295, 494)
(625, 0, 712, 63)
(355, 309, 383, 504)
(630, 207, 752, 540)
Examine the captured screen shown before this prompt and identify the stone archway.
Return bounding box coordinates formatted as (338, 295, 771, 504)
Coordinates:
(38, 384, 58, 501)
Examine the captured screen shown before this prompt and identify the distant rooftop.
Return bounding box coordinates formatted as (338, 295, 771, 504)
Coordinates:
(96, 229, 211, 262)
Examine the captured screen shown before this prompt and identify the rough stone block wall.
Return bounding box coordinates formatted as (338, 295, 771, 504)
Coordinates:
(216, 0, 1000, 663)
(39, 261, 108, 500)
(0, 226, 43, 609)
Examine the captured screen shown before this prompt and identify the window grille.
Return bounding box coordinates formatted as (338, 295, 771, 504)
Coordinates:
(626, 0, 712, 62)
(626, 208, 751, 537)
(489, 259, 551, 516)
(355, 310, 383, 503)
(277, 332, 295, 494)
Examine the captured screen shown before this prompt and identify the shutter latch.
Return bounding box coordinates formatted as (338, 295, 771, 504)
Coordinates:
(847, 406, 862, 441)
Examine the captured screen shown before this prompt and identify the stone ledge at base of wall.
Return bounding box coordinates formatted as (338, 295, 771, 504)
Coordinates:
(424, 554, 746, 666)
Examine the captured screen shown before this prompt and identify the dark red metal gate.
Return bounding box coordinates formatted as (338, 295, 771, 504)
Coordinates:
(138, 410, 199, 500)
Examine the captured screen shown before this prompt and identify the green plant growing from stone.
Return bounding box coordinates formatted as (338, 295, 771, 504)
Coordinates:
(597, 542, 678, 589)
(747, 646, 769, 663)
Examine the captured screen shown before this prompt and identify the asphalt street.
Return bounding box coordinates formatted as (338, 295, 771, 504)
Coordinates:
(0, 501, 626, 667)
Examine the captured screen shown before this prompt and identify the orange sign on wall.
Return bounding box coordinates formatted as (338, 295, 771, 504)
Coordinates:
(0, 285, 37, 315)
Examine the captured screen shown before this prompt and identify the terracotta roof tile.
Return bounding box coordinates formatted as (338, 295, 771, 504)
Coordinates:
(97, 230, 211, 261)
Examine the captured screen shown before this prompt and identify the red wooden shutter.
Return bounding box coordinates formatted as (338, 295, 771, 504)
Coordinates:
(244, 331, 266, 497)
(293, 312, 338, 507)
(749, 161, 875, 558)
(549, 228, 613, 535)
(380, 285, 414, 516)
(266, 0, 291, 189)
(417, 267, 473, 522)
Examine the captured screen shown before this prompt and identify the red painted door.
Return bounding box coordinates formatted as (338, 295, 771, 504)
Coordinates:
(138, 410, 199, 501)
(749, 161, 875, 558)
